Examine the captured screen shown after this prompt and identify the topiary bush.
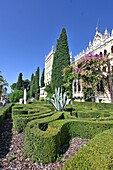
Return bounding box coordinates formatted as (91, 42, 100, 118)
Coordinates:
(63, 128, 113, 170)
(0, 103, 13, 124)
(12, 101, 113, 165)
(23, 111, 64, 163)
(12, 103, 53, 132)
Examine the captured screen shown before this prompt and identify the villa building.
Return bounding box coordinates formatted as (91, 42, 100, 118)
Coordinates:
(40, 46, 55, 99)
(40, 27, 113, 103)
(44, 46, 55, 86)
(72, 27, 113, 103)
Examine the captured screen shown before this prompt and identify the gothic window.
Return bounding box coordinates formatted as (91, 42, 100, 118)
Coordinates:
(100, 80, 104, 92)
(97, 80, 104, 92)
(102, 66, 106, 72)
(111, 46, 113, 54)
(104, 49, 107, 56)
(78, 79, 81, 92)
(97, 83, 100, 91)
(100, 52, 102, 56)
(112, 66, 113, 73)
(74, 81, 76, 92)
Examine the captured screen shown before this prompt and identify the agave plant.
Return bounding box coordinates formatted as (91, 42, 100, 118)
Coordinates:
(46, 87, 71, 111)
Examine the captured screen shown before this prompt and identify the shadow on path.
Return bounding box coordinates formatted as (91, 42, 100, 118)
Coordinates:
(0, 116, 12, 159)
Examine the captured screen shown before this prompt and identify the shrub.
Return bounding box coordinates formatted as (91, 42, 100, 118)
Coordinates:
(24, 125, 61, 164)
(0, 104, 13, 124)
(63, 128, 113, 170)
(9, 90, 23, 103)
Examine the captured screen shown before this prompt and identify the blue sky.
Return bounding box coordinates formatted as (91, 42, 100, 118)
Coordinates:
(0, 0, 113, 92)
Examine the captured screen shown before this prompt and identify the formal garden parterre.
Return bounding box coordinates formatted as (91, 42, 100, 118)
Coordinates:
(0, 101, 112, 169)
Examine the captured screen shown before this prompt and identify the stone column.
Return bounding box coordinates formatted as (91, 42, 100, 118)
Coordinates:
(24, 88, 27, 104)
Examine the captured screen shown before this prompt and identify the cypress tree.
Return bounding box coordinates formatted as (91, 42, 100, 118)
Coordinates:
(52, 28, 70, 91)
(41, 68, 45, 88)
(30, 73, 35, 98)
(35, 67, 40, 99)
(16, 73, 23, 90)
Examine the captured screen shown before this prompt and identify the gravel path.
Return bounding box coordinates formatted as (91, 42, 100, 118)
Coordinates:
(0, 117, 89, 170)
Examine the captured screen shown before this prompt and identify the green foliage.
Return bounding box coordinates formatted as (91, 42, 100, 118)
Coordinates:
(9, 90, 23, 103)
(16, 73, 23, 90)
(30, 73, 35, 98)
(0, 104, 13, 125)
(63, 65, 77, 99)
(63, 128, 113, 170)
(8, 156, 16, 162)
(10, 83, 17, 91)
(24, 125, 61, 164)
(0, 71, 8, 98)
(12, 108, 53, 132)
(52, 28, 70, 91)
(45, 84, 53, 98)
(35, 67, 40, 100)
(12, 101, 113, 165)
(29, 67, 40, 99)
(41, 68, 45, 88)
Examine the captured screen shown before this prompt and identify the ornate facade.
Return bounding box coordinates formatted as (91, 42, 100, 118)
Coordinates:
(72, 27, 113, 103)
(40, 46, 55, 99)
(40, 27, 113, 102)
(44, 46, 55, 86)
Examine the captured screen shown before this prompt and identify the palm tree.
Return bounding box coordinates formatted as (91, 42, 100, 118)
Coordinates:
(0, 72, 8, 100)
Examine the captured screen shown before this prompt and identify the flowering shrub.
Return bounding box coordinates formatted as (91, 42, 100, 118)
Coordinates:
(75, 53, 109, 100)
(63, 65, 77, 98)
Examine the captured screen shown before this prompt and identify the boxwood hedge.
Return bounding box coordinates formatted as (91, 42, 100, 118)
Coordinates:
(12, 101, 113, 165)
(63, 128, 113, 170)
(0, 103, 13, 124)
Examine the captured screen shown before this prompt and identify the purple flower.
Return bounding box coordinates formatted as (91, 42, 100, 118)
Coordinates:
(76, 68, 81, 73)
(88, 82, 92, 85)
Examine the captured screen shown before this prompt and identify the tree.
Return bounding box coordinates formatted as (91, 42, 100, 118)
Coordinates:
(52, 28, 70, 91)
(10, 83, 17, 91)
(9, 90, 23, 103)
(16, 73, 23, 90)
(0, 72, 8, 99)
(45, 83, 53, 98)
(74, 53, 109, 100)
(63, 65, 77, 99)
(35, 67, 40, 99)
(41, 68, 45, 88)
(30, 73, 35, 98)
(23, 79, 30, 99)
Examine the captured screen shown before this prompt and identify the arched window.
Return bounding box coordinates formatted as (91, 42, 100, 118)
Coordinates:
(100, 80, 104, 92)
(78, 79, 81, 92)
(100, 52, 102, 56)
(104, 49, 107, 56)
(102, 66, 106, 72)
(74, 81, 76, 92)
(111, 46, 113, 54)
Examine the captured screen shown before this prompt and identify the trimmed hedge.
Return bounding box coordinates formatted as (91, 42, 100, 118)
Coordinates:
(24, 125, 61, 163)
(0, 103, 13, 124)
(12, 110, 55, 132)
(50, 118, 113, 142)
(23, 111, 64, 163)
(12, 102, 53, 132)
(12, 101, 113, 165)
(12, 108, 53, 132)
(24, 116, 113, 164)
(63, 128, 113, 170)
